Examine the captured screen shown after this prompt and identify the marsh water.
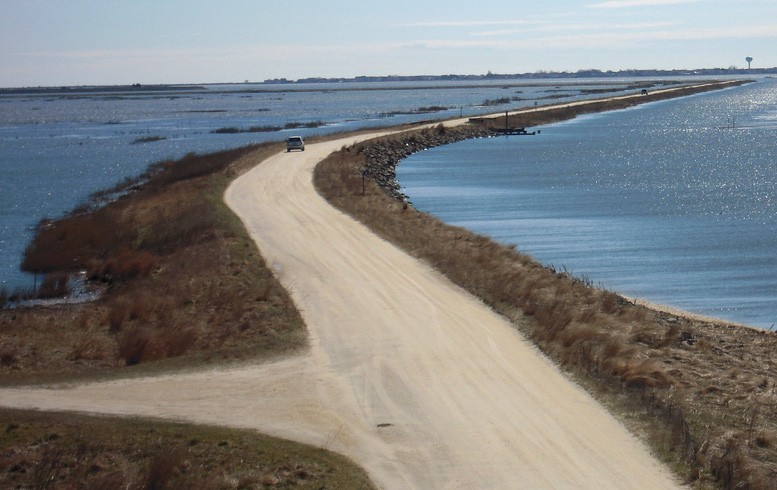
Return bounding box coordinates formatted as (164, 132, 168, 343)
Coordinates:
(398, 78, 777, 329)
(3, 77, 774, 330)
(1, 78, 659, 292)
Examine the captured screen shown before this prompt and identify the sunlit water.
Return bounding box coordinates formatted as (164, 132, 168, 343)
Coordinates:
(398, 78, 777, 329)
(2, 78, 671, 291)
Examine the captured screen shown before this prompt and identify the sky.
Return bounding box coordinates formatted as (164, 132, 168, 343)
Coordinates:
(1, 0, 776, 87)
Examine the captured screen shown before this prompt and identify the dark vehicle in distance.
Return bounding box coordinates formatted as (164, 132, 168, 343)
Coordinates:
(286, 136, 305, 152)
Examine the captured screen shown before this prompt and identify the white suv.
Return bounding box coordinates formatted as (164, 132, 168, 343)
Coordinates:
(286, 136, 305, 152)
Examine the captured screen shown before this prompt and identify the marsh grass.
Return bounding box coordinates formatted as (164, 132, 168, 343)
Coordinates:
(211, 120, 326, 134)
(131, 135, 166, 144)
(1, 141, 306, 382)
(0, 408, 374, 489)
(314, 93, 777, 488)
(0, 137, 373, 487)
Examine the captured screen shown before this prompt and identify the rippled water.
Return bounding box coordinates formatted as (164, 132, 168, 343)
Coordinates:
(398, 78, 777, 329)
(1, 78, 674, 291)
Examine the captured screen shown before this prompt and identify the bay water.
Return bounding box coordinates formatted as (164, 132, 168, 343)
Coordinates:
(1, 78, 656, 292)
(398, 78, 777, 329)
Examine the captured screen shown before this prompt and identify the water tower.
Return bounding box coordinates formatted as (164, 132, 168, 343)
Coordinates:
(746, 56, 753, 69)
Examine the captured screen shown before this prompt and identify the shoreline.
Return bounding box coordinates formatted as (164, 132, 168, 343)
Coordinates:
(362, 78, 759, 330)
(3, 78, 775, 488)
(314, 78, 777, 486)
(628, 296, 758, 330)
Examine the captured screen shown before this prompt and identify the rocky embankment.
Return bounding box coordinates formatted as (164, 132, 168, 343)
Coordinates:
(361, 124, 492, 202)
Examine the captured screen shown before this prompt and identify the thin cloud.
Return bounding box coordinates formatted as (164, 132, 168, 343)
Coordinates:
(589, 0, 704, 8)
(472, 21, 677, 37)
(397, 20, 543, 28)
(403, 23, 777, 50)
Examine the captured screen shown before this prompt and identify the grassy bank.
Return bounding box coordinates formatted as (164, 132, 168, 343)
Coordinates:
(2, 143, 307, 383)
(0, 408, 373, 489)
(313, 81, 777, 489)
(0, 141, 376, 488)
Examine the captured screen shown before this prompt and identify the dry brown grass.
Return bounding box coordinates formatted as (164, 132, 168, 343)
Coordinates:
(313, 89, 777, 488)
(0, 137, 377, 487)
(0, 408, 374, 489)
(0, 141, 306, 383)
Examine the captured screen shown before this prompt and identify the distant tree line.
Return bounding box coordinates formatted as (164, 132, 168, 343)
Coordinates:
(263, 67, 777, 85)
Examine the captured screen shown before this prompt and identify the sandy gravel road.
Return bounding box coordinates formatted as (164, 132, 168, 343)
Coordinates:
(0, 96, 691, 488)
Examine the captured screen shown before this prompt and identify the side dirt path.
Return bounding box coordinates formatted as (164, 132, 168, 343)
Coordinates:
(0, 125, 680, 488)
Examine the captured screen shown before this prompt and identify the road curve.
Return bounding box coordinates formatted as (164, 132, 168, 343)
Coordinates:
(222, 132, 682, 489)
(0, 107, 687, 489)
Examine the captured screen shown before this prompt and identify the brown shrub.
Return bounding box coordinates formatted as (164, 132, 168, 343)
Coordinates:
(30, 445, 65, 489)
(620, 359, 674, 389)
(144, 145, 260, 190)
(1, 348, 19, 367)
(108, 302, 129, 333)
(88, 471, 129, 490)
(105, 248, 158, 281)
(22, 208, 122, 274)
(142, 445, 186, 490)
(599, 291, 621, 314)
(118, 327, 153, 366)
(36, 273, 71, 299)
(114, 318, 199, 365)
(129, 293, 156, 323)
(598, 336, 635, 374)
(662, 324, 681, 347)
(67, 339, 106, 362)
(630, 325, 666, 349)
(160, 326, 199, 358)
(707, 434, 750, 490)
(617, 304, 649, 323)
(534, 301, 574, 332)
(575, 307, 600, 325)
(338, 162, 363, 195)
(141, 200, 219, 254)
(753, 430, 775, 448)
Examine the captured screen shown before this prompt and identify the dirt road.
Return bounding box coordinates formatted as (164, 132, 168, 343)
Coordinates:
(0, 91, 701, 488)
(0, 134, 680, 489)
